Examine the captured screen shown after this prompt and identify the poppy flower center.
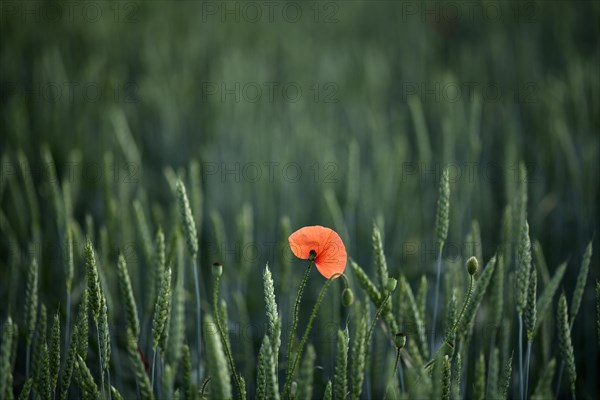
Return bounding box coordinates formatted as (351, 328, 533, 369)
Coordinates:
(308, 250, 317, 261)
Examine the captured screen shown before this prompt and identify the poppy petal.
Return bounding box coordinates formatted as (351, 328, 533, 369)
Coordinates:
(288, 225, 334, 260)
(314, 230, 347, 279)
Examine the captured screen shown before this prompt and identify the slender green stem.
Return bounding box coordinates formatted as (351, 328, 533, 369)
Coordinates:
(285, 259, 313, 385)
(446, 275, 474, 340)
(431, 246, 443, 353)
(192, 258, 202, 386)
(555, 362, 565, 400)
(366, 292, 392, 346)
(151, 350, 157, 393)
(282, 273, 336, 399)
(525, 341, 532, 398)
(213, 272, 243, 399)
(518, 315, 524, 400)
(107, 369, 112, 400)
(395, 351, 405, 393)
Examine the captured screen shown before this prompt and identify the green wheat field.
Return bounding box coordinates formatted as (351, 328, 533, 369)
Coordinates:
(1, 1, 599, 399)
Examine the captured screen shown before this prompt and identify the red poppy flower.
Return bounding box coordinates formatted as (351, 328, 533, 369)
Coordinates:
(288, 225, 347, 279)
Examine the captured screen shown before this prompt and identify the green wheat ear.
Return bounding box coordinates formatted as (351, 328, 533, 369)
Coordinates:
(441, 355, 451, 400)
(263, 264, 281, 360)
(18, 378, 33, 400)
(501, 205, 513, 264)
(125, 328, 154, 400)
(324, 380, 333, 400)
(182, 344, 196, 400)
(333, 327, 349, 400)
(473, 352, 486, 400)
(205, 314, 232, 400)
(25, 257, 39, 346)
(76, 291, 89, 359)
(167, 273, 185, 366)
(49, 311, 61, 395)
(490, 254, 505, 331)
(176, 178, 198, 259)
(0, 317, 14, 399)
(33, 303, 47, 388)
(153, 266, 172, 352)
(85, 239, 102, 322)
(99, 293, 111, 371)
(535, 261, 567, 333)
(6, 320, 17, 400)
(525, 262, 538, 341)
(350, 301, 368, 400)
(399, 275, 428, 358)
(188, 159, 204, 234)
(257, 335, 279, 400)
(60, 324, 78, 400)
(372, 223, 389, 290)
(298, 344, 316, 400)
(162, 363, 175, 399)
(111, 385, 125, 400)
(516, 220, 532, 316)
(500, 353, 513, 400)
(452, 352, 462, 400)
(417, 275, 428, 321)
(434, 166, 450, 251)
(487, 347, 500, 400)
(514, 162, 528, 241)
(38, 324, 51, 400)
(570, 241, 592, 326)
(155, 228, 166, 295)
(557, 293, 576, 399)
(134, 199, 154, 266)
(117, 253, 140, 338)
(350, 259, 383, 306)
(256, 336, 268, 400)
(76, 355, 100, 399)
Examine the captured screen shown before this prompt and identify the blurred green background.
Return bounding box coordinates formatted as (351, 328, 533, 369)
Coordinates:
(1, 0, 599, 398)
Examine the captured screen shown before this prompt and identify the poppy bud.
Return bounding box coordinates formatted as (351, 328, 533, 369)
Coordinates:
(386, 277, 398, 293)
(467, 256, 478, 276)
(291, 382, 298, 397)
(212, 262, 223, 277)
(394, 332, 406, 349)
(341, 288, 354, 307)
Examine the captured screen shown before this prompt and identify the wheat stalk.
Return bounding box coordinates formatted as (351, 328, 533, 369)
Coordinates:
(432, 166, 450, 354)
(333, 327, 349, 400)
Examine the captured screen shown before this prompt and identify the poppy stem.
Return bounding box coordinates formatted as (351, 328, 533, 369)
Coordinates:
(366, 291, 392, 348)
(282, 273, 337, 399)
(447, 274, 474, 341)
(284, 259, 313, 390)
(213, 269, 244, 399)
